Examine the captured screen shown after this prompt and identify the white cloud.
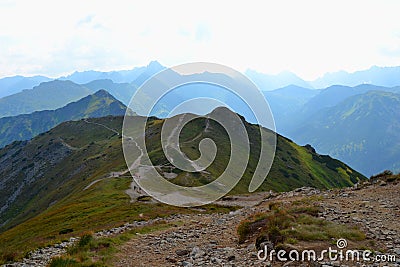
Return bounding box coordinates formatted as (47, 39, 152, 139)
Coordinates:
(0, 0, 400, 80)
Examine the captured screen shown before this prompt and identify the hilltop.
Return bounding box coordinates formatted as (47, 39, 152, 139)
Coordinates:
(0, 109, 365, 262)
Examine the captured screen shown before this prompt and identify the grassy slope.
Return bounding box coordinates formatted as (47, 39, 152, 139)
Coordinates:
(0, 117, 127, 230)
(0, 116, 233, 262)
(0, 113, 366, 262)
(151, 115, 365, 193)
(0, 176, 221, 262)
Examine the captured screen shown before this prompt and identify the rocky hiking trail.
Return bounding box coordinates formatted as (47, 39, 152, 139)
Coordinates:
(113, 183, 400, 267)
(4, 182, 400, 267)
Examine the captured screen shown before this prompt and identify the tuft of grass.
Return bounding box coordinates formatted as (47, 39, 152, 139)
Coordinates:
(289, 205, 322, 217)
(78, 233, 94, 248)
(237, 220, 252, 243)
(238, 198, 366, 250)
(49, 257, 80, 267)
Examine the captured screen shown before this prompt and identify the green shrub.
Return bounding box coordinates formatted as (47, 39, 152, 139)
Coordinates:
(78, 233, 93, 248)
(59, 228, 74, 235)
(0, 251, 18, 263)
(49, 257, 79, 267)
(237, 220, 251, 243)
(289, 205, 322, 217)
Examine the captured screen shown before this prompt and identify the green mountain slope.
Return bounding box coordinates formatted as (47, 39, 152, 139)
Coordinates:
(143, 109, 364, 194)
(0, 80, 94, 118)
(0, 90, 129, 148)
(0, 111, 365, 260)
(291, 91, 400, 175)
(0, 116, 202, 262)
(0, 111, 365, 229)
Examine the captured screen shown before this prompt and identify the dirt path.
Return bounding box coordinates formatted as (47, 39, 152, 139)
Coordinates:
(58, 137, 80, 150)
(83, 118, 121, 135)
(81, 119, 147, 200)
(113, 184, 400, 267)
(113, 197, 264, 267)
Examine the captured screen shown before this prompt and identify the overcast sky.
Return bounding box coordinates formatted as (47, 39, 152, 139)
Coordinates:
(1, 0, 400, 80)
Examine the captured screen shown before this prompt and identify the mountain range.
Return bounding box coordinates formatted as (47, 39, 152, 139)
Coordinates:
(59, 60, 165, 84)
(0, 108, 364, 239)
(3, 63, 400, 98)
(0, 75, 51, 98)
(311, 65, 400, 88)
(290, 90, 400, 176)
(263, 84, 400, 176)
(245, 65, 400, 90)
(0, 61, 398, 263)
(0, 90, 129, 148)
(0, 80, 94, 118)
(245, 70, 312, 90)
(0, 61, 400, 178)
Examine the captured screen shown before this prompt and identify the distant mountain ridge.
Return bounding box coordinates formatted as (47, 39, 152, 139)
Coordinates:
(0, 61, 168, 118)
(0, 80, 94, 117)
(298, 84, 400, 119)
(263, 85, 320, 132)
(261, 84, 400, 176)
(245, 69, 312, 91)
(0, 75, 51, 98)
(246, 65, 400, 91)
(266, 84, 400, 135)
(311, 66, 400, 88)
(1, 62, 400, 176)
(59, 60, 165, 84)
(2, 63, 400, 98)
(0, 61, 165, 99)
(290, 90, 400, 176)
(0, 90, 129, 148)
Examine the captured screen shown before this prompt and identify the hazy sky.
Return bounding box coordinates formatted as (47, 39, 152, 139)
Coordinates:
(1, 0, 400, 80)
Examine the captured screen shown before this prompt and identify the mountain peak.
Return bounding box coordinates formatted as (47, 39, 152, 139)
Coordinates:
(147, 60, 163, 68)
(93, 89, 112, 98)
(146, 61, 165, 72)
